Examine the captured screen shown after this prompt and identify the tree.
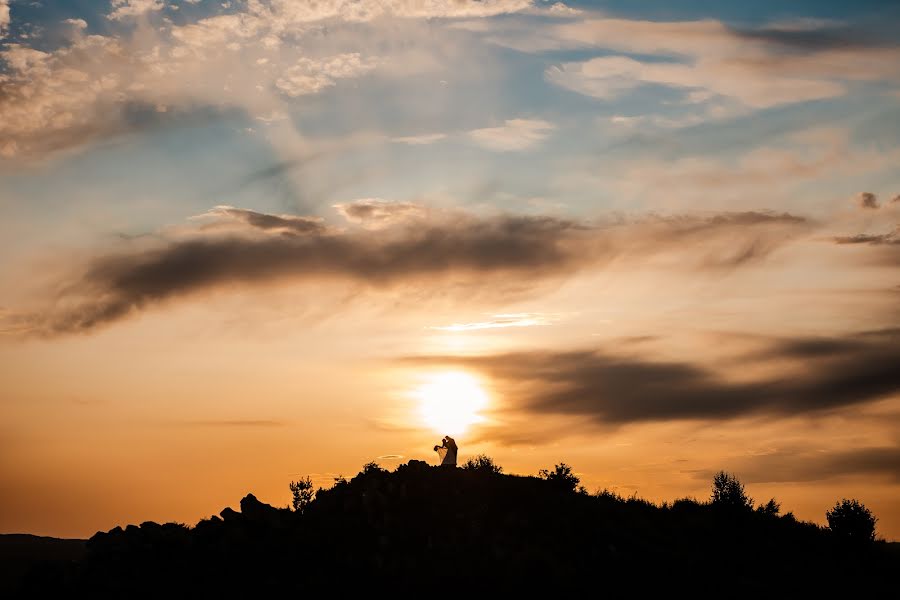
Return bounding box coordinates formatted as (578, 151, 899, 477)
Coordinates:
(756, 498, 781, 515)
(361, 461, 385, 475)
(710, 471, 753, 509)
(826, 499, 877, 542)
(539, 463, 580, 493)
(462, 454, 503, 473)
(289, 476, 315, 513)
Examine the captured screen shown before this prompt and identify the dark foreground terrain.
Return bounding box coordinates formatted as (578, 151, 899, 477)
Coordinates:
(7, 461, 898, 594)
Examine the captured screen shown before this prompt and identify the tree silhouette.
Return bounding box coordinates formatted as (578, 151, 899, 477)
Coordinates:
(539, 463, 580, 493)
(361, 461, 385, 475)
(289, 476, 314, 513)
(756, 498, 781, 515)
(826, 498, 877, 542)
(710, 471, 753, 509)
(462, 454, 503, 473)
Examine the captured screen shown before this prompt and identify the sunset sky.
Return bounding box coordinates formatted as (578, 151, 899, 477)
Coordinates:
(2, 0, 900, 540)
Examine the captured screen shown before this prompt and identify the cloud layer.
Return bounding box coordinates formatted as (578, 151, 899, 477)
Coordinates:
(409, 329, 900, 425)
(539, 18, 900, 109)
(7, 204, 809, 335)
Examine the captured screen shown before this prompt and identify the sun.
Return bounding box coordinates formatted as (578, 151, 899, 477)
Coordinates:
(414, 371, 489, 435)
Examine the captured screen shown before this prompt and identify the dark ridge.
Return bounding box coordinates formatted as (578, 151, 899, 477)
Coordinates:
(0, 534, 86, 595)
(9, 461, 899, 594)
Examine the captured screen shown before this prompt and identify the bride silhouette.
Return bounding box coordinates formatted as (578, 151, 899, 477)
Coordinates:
(433, 435, 458, 467)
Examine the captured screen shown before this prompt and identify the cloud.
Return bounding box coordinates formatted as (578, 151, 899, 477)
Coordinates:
(430, 312, 557, 331)
(0, 0, 532, 162)
(198, 206, 327, 234)
(108, 0, 165, 21)
(539, 18, 900, 109)
(856, 192, 880, 209)
(246, 0, 532, 24)
(6, 206, 810, 334)
(833, 229, 899, 246)
(468, 118, 555, 151)
(274, 54, 378, 97)
(182, 419, 286, 427)
(391, 133, 447, 145)
(547, 3, 580, 16)
(0, 0, 9, 38)
(407, 329, 900, 425)
(333, 198, 425, 229)
(730, 445, 900, 484)
(601, 127, 900, 210)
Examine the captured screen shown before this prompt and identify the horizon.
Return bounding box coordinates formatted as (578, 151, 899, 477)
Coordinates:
(1, 0, 899, 541)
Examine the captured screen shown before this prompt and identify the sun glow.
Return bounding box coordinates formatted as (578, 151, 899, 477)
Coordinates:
(414, 371, 489, 435)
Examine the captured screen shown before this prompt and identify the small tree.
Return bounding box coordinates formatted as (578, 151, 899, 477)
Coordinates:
(289, 476, 315, 513)
(756, 498, 781, 515)
(710, 471, 753, 509)
(462, 454, 503, 474)
(361, 461, 385, 475)
(539, 463, 580, 493)
(826, 499, 877, 542)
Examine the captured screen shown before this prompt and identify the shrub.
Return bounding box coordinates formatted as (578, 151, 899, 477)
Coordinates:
(826, 499, 876, 542)
(710, 471, 753, 509)
(289, 476, 315, 513)
(462, 454, 503, 473)
(539, 463, 580, 493)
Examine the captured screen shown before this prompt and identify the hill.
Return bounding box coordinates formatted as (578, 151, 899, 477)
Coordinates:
(0, 534, 86, 595)
(10, 460, 898, 594)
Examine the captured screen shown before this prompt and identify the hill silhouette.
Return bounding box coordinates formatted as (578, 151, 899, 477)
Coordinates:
(10, 460, 899, 594)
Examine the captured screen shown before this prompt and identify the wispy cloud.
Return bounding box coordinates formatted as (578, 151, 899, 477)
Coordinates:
(391, 133, 447, 145)
(182, 419, 286, 428)
(0, 0, 10, 38)
(710, 444, 900, 484)
(468, 118, 555, 151)
(539, 18, 900, 109)
(430, 313, 558, 331)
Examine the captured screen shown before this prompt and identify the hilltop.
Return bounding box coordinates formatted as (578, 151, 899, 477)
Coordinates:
(11, 460, 898, 594)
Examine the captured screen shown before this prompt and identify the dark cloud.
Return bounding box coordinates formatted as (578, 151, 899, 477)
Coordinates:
(732, 24, 898, 52)
(833, 232, 899, 245)
(408, 330, 900, 425)
(728, 445, 900, 484)
(10, 207, 809, 335)
(204, 206, 327, 235)
(832, 226, 900, 267)
(856, 192, 879, 209)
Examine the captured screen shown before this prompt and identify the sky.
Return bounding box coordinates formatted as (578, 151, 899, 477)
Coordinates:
(1, 0, 899, 540)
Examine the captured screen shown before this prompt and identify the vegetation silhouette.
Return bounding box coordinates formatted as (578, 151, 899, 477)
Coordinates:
(710, 470, 754, 509)
(8, 458, 898, 594)
(827, 498, 878, 543)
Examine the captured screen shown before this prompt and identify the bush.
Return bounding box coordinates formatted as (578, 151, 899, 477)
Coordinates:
(289, 476, 314, 513)
(710, 471, 753, 509)
(539, 463, 580, 493)
(462, 454, 503, 473)
(826, 499, 877, 542)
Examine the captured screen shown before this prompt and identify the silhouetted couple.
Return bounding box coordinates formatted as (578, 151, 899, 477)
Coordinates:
(434, 436, 457, 467)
